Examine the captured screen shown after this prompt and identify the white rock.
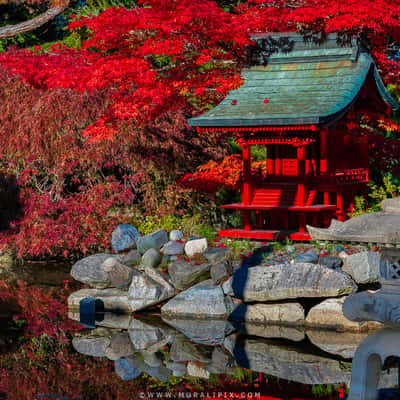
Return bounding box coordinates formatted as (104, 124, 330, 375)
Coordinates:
(184, 238, 208, 257)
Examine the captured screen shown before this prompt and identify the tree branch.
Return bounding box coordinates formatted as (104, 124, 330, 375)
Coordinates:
(0, 4, 68, 39)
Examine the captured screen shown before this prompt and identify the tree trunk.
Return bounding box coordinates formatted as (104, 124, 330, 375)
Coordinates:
(0, 5, 68, 39)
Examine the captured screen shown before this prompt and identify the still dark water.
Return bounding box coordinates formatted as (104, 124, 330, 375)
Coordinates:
(0, 262, 398, 400)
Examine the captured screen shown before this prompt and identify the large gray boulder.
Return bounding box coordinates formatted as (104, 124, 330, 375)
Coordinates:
(307, 198, 400, 244)
(210, 261, 233, 285)
(122, 249, 141, 267)
(168, 260, 211, 290)
(70, 253, 120, 289)
(222, 263, 357, 302)
(203, 247, 230, 264)
(136, 229, 168, 254)
(68, 288, 131, 313)
(141, 248, 162, 268)
(161, 280, 229, 318)
(184, 238, 208, 257)
(342, 251, 381, 284)
(128, 268, 176, 311)
(114, 358, 142, 380)
(102, 257, 134, 289)
(161, 241, 185, 256)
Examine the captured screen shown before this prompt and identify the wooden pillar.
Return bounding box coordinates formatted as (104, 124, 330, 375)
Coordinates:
(242, 211, 251, 231)
(297, 145, 305, 206)
(299, 213, 306, 233)
(267, 144, 274, 175)
(242, 144, 252, 205)
(323, 191, 330, 205)
(336, 190, 344, 221)
(311, 141, 318, 175)
(305, 145, 311, 176)
(349, 189, 355, 216)
(320, 129, 328, 175)
(275, 144, 281, 176)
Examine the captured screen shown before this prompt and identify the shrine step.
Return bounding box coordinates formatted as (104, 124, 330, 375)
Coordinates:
(218, 229, 311, 241)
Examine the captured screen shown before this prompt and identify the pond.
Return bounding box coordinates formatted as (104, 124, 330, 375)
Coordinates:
(0, 262, 399, 400)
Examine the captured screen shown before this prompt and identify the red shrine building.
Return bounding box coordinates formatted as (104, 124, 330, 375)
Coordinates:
(188, 33, 399, 241)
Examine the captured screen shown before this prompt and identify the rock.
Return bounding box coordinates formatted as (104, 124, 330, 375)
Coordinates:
(114, 358, 142, 380)
(162, 317, 232, 346)
(203, 247, 229, 264)
(70, 253, 120, 289)
(306, 330, 368, 359)
(381, 197, 400, 214)
(210, 261, 232, 285)
(169, 334, 212, 363)
(342, 251, 381, 284)
(338, 251, 349, 261)
(111, 224, 140, 252)
(224, 335, 350, 385)
(187, 361, 210, 379)
(91, 313, 132, 329)
(141, 248, 162, 268)
(102, 257, 134, 289)
(128, 318, 173, 351)
(228, 303, 305, 325)
(122, 249, 141, 267)
(136, 229, 168, 254)
(168, 260, 211, 291)
(161, 241, 185, 256)
(294, 250, 319, 264)
(306, 297, 382, 331)
(72, 328, 113, 357)
(68, 288, 131, 313)
(184, 238, 208, 257)
(128, 268, 175, 312)
(222, 263, 357, 302)
(161, 280, 228, 318)
(169, 230, 184, 241)
(319, 255, 343, 270)
(142, 351, 162, 368)
(105, 332, 135, 360)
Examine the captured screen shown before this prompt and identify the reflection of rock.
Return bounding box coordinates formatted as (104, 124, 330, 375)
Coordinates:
(114, 357, 142, 380)
(128, 268, 175, 311)
(166, 361, 187, 377)
(128, 318, 173, 351)
(126, 354, 172, 382)
(235, 323, 305, 342)
(162, 317, 232, 346)
(343, 291, 400, 327)
(70, 254, 120, 289)
(68, 288, 131, 313)
(307, 199, 400, 244)
(306, 330, 368, 359)
(72, 328, 113, 357)
(161, 280, 229, 318)
(224, 334, 350, 385)
(187, 361, 210, 379)
(68, 310, 132, 329)
(306, 297, 382, 332)
(169, 334, 212, 363)
(228, 302, 304, 325)
(348, 328, 400, 400)
(342, 251, 381, 284)
(222, 264, 356, 301)
(105, 332, 135, 360)
(208, 347, 236, 374)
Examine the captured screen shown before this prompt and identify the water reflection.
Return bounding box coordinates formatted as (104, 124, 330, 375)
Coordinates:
(69, 310, 355, 387)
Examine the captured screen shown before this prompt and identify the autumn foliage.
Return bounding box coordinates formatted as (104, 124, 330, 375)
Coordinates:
(0, 0, 399, 258)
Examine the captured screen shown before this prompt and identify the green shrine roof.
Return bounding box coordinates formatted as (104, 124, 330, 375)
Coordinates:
(188, 33, 399, 127)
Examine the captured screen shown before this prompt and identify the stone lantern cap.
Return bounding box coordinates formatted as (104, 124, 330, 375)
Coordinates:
(307, 198, 400, 245)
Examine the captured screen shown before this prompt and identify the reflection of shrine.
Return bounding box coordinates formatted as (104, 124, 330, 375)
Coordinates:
(348, 328, 400, 400)
(188, 33, 398, 240)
